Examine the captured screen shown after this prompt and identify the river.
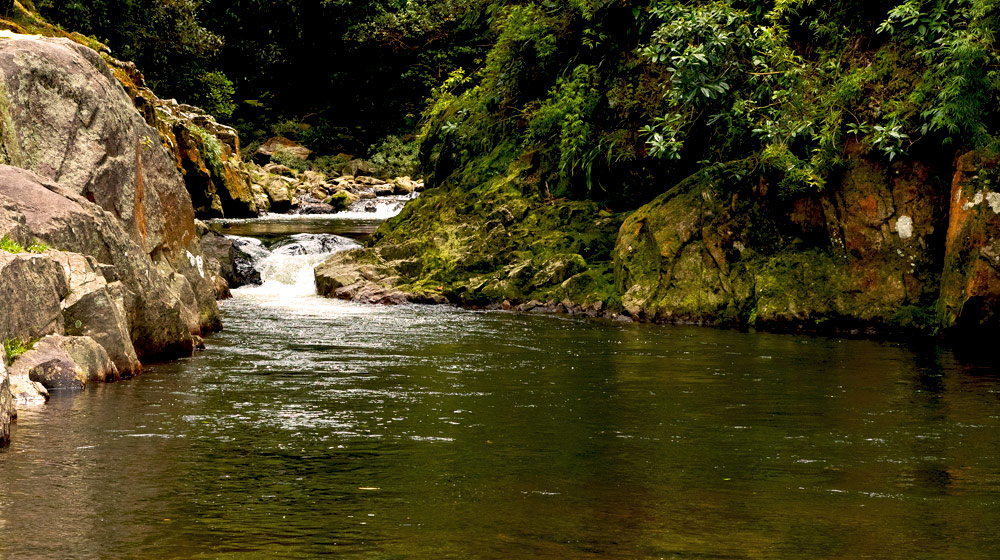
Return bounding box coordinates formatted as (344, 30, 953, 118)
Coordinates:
(1, 211, 999, 559)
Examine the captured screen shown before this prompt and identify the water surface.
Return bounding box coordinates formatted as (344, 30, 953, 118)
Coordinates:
(1, 233, 998, 559)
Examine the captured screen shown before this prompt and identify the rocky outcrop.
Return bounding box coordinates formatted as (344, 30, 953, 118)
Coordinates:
(157, 101, 259, 218)
(314, 249, 446, 305)
(0, 166, 199, 358)
(250, 162, 422, 215)
(102, 56, 261, 220)
(614, 151, 949, 331)
(325, 143, 1000, 336)
(315, 169, 620, 309)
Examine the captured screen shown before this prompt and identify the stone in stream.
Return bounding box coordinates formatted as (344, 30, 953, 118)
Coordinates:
(8, 335, 117, 397)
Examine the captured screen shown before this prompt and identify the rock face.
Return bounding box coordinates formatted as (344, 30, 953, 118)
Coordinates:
(939, 152, 1000, 333)
(0, 166, 199, 359)
(324, 142, 1000, 336)
(0, 37, 188, 254)
(614, 152, 948, 331)
(0, 35, 220, 341)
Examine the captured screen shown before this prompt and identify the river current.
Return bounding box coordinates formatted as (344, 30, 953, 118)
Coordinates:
(1, 212, 999, 559)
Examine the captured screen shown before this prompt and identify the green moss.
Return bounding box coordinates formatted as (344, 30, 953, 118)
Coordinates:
(191, 125, 226, 178)
(0, 235, 50, 254)
(0, 234, 23, 253)
(325, 191, 352, 211)
(3, 337, 32, 362)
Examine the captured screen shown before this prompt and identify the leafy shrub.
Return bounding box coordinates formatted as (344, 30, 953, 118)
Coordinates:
(271, 147, 309, 172)
(370, 135, 419, 179)
(196, 70, 236, 121)
(0, 235, 49, 254)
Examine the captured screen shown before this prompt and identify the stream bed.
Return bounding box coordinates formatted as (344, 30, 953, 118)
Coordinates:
(1, 213, 999, 559)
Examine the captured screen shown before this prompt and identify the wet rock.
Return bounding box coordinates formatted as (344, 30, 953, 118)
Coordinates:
(374, 185, 395, 197)
(231, 237, 268, 286)
(10, 335, 117, 393)
(1, 359, 12, 447)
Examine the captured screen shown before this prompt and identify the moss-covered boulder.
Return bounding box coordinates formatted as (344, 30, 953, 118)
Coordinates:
(614, 152, 948, 332)
(316, 157, 622, 310)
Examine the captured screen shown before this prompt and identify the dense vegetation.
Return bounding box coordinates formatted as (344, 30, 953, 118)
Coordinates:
(32, 0, 1000, 199)
(34, 0, 491, 155)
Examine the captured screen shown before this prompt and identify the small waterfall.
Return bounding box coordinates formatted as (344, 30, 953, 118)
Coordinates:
(343, 192, 418, 219)
(232, 233, 361, 298)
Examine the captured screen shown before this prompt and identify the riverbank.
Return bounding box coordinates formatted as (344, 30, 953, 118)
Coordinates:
(313, 145, 1000, 340)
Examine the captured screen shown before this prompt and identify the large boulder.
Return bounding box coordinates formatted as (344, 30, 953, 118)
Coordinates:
(0, 251, 69, 343)
(0, 36, 220, 338)
(50, 251, 143, 376)
(614, 151, 948, 330)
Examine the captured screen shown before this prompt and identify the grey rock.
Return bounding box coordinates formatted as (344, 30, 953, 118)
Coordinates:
(0, 166, 194, 360)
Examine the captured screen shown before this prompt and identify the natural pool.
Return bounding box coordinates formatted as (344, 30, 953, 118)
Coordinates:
(2, 218, 998, 559)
